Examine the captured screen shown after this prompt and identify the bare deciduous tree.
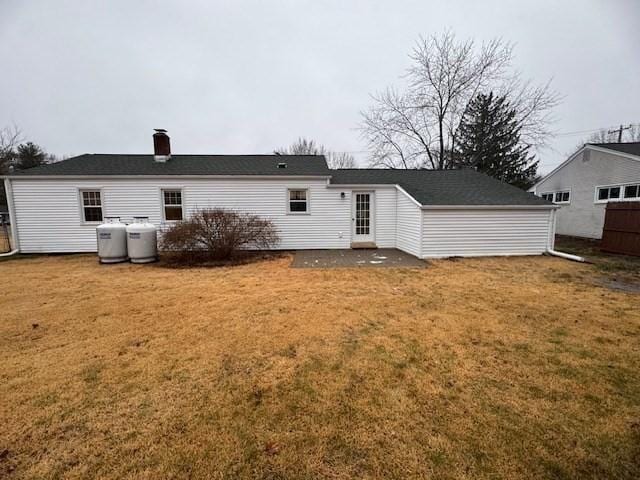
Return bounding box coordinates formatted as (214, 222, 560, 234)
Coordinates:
(0, 125, 22, 175)
(360, 32, 560, 169)
(275, 137, 356, 169)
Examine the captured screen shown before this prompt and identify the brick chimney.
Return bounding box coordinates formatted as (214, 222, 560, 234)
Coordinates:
(153, 129, 171, 162)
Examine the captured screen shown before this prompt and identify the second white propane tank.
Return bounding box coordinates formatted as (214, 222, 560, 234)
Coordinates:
(96, 217, 128, 264)
(126, 217, 158, 264)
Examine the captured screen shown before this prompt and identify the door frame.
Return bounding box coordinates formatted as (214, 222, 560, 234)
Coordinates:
(351, 190, 375, 244)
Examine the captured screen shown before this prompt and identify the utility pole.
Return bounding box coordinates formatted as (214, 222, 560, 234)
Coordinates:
(607, 124, 632, 142)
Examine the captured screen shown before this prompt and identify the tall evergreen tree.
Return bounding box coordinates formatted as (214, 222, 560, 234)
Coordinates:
(16, 142, 47, 170)
(456, 92, 539, 189)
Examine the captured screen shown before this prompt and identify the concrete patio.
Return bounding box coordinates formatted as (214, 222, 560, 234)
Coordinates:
(290, 248, 426, 268)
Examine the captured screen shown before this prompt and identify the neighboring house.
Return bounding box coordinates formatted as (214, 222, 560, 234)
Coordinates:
(2, 130, 557, 259)
(529, 142, 640, 239)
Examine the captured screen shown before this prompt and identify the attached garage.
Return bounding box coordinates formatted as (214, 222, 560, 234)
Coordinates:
(330, 169, 558, 259)
(420, 208, 554, 258)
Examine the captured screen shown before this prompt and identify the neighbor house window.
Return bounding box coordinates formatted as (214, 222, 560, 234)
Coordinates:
(597, 184, 640, 202)
(554, 191, 570, 203)
(624, 184, 640, 200)
(541, 193, 554, 202)
(162, 189, 183, 221)
(596, 186, 621, 202)
(288, 189, 308, 213)
(540, 191, 569, 204)
(81, 190, 103, 222)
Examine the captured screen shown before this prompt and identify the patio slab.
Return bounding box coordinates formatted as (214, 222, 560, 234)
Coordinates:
(291, 248, 426, 268)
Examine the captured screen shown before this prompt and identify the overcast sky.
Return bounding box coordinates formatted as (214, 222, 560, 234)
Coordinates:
(1, 0, 638, 173)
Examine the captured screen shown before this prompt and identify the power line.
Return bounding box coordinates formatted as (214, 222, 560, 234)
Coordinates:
(607, 124, 633, 142)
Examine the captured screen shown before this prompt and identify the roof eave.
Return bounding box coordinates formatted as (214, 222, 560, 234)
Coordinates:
(4, 174, 333, 180)
(420, 204, 559, 210)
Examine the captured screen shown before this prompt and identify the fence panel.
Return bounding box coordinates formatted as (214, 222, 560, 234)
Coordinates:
(601, 201, 640, 256)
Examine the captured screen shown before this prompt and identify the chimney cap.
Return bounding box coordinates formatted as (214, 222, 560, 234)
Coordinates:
(154, 128, 167, 134)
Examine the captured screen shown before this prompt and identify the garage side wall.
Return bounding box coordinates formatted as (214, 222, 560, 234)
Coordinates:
(421, 209, 553, 258)
(395, 189, 422, 257)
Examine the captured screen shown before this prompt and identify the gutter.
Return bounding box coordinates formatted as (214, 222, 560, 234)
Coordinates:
(1, 174, 333, 180)
(546, 249, 585, 262)
(420, 204, 559, 210)
(545, 209, 585, 262)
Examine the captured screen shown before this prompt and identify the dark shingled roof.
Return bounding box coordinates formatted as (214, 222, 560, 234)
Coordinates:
(590, 142, 640, 157)
(9, 153, 551, 206)
(11, 154, 331, 177)
(330, 169, 551, 206)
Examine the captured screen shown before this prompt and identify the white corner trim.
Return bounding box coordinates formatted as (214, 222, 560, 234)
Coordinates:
(3, 178, 19, 251)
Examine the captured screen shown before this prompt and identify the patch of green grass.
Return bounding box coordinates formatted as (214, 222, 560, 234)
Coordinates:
(80, 362, 104, 384)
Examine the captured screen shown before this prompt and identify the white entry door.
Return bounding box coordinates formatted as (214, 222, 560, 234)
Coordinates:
(352, 192, 375, 243)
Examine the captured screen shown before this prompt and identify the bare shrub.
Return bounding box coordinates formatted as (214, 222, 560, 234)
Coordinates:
(160, 208, 279, 263)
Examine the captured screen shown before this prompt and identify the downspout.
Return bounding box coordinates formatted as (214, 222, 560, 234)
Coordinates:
(545, 208, 585, 262)
(3, 177, 20, 256)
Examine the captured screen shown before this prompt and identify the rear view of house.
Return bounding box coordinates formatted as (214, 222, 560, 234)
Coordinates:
(3, 130, 558, 259)
(530, 142, 640, 239)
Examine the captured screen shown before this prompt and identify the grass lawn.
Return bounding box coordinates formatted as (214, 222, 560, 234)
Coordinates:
(1, 252, 639, 479)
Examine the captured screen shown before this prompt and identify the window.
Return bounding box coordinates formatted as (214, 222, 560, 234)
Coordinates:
(540, 191, 569, 204)
(541, 193, 554, 202)
(597, 184, 640, 202)
(554, 191, 570, 203)
(597, 186, 622, 202)
(288, 189, 308, 213)
(162, 189, 183, 221)
(81, 190, 103, 222)
(624, 184, 639, 199)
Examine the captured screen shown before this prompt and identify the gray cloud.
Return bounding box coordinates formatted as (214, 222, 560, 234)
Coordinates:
(1, 0, 639, 172)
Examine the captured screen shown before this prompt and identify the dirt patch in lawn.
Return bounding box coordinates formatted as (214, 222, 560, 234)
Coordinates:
(1, 254, 640, 479)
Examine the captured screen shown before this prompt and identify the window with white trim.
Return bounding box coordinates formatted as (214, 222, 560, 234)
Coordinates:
(597, 186, 621, 202)
(540, 190, 570, 204)
(162, 189, 183, 221)
(554, 191, 570, 203)
(287, 189, 308, 213)
(597, 183, 640, 202)
(81, 190, 103, 222)
(624, 184, 640, 199)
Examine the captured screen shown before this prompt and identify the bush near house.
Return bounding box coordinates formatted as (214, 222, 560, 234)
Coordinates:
(160, 208, 279, 263)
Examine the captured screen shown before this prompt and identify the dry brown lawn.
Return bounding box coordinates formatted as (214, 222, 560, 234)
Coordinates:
(1, 253, 639, 479)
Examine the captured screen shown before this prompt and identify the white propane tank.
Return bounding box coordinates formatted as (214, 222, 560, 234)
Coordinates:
(126, 217, 158, 264)
(96, 217, 128, 264)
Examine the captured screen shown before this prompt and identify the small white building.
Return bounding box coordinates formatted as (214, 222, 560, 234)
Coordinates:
(529, 142, 640, 239)
(3, 130, 558, 259)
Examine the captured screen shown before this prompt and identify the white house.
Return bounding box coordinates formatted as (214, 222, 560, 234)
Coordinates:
(3, 130, 559, 259)
(529, 142, 640, 239)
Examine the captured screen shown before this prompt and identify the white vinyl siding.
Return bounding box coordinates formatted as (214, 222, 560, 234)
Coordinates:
(395, 189, 422, 257)
(10, 179, 399, 253)
(373, 188, 397, 248)
(10, 178, 555, 258)
(421, 209, 552, 258)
